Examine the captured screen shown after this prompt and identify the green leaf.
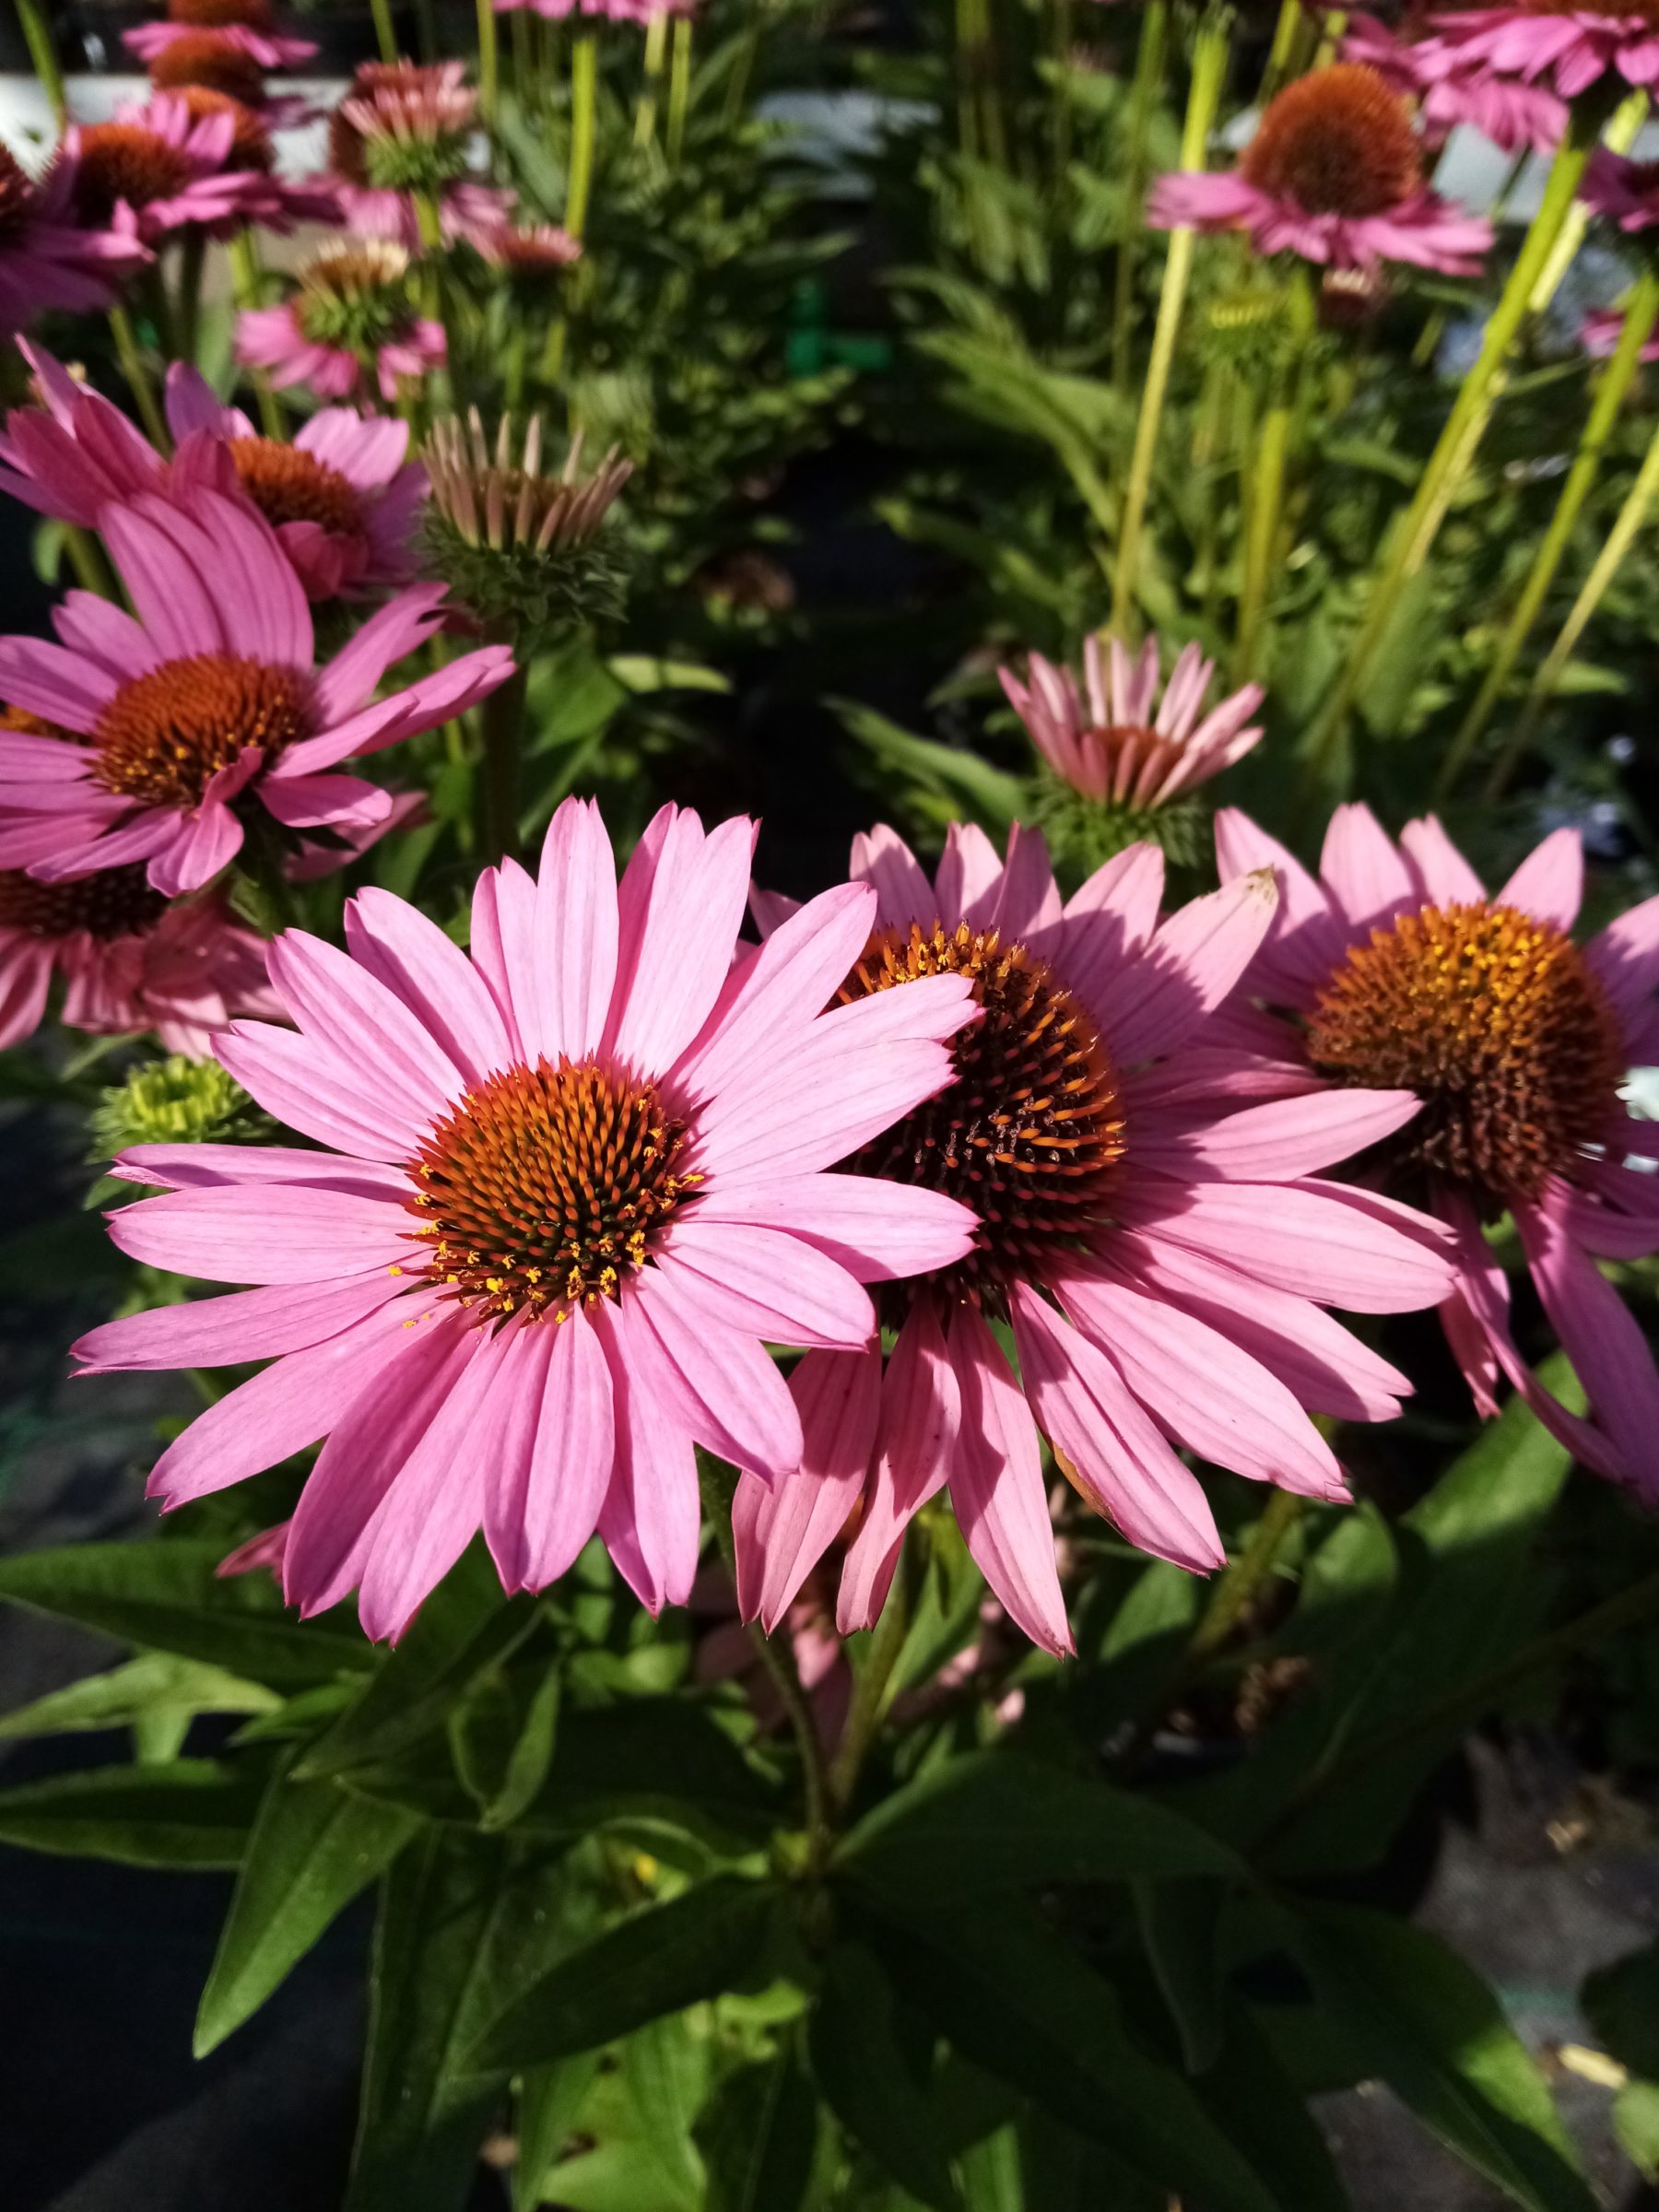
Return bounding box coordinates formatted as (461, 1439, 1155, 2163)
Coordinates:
(481, 1663, 562, 1831)
(607, 654, 731, 695)
(517, 1697, 778, 1848)
(195, 1748, 424, 2054)
(0, 1759, 262, 1867)
(809, 1943, 962, 2212)
(838, 1751, 1238, 1900)
(829, 698, 1027, 833)
(866, 1896, 1278, 2212)
(1613, 2081, 1659, 2181)
(621, 2014, 709, 2203)
(1198, 2001, 1350, 2212)
(513, 2053, 603, 2212)
(474, 1877, 778, 2071)
(0, 1541, 369, 1687)
(1133, 1877, 1226, 2075)
(1583, 1938, 1659, 2080)
(1288, 1904, 1594, 2212)
(0, 1653, 279, 1738)
(698, 2045, 818, 2212)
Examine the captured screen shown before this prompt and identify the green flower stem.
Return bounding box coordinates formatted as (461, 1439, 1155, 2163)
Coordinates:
(64, 524, 116, 598)
(1439, 267, 1659, 799)
(827, 1538, 914, 1818)
(15, 0, 66, 126)
(227, 231, 285, 438)
(173, 229, 206, 366)
(1489, 403, 1659, 797)
(1312, 6, 1347, 67)
(370, 0, 397, 65)
(476, 0, 499, 121)
(107, 305, 170, 453)
(477, 659, 527, 867)
(665, 17, 691, 167)
(511, 5, 534, 104)
(1232, 265, 1315, 683)
(1300, 106, 1597, 793)
(1110, 5, 1231, 636)
(568, 31, 599, 233)
(1530, 88, 1646, 313)
(634, 6, 669, 147)
(1259, 0, 1302, 102)
(1050, 0, 1074, 187)
(698, 1456, 833, 1875)
(1110, 0, 1169, 394)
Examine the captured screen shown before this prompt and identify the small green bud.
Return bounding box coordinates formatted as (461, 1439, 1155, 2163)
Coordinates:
(91, 1055, 272, 1164)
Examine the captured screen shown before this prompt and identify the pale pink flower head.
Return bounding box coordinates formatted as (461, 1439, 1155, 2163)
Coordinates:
(323, 60, 512, 248)
(65, 93, 273, 246)
(0, 836, 275, 1056)
(1344, 9, 1569, 147)
(1001, 632, 1265, 808)
(236, 239, 446, 404)
(72, 799, 984, 1640)
(465, 217, 582, 276)
(124, 0, 318, 72)
(1581, 300, 1659, 357)
(0, 144, 150, 335)
(1217, 803, 1659, 1492)
(0, 487, 512, 896)
(1148, 63, 1493, 273)
(732, 823, 1456, 1656)
(1428, 5, 1659, 100)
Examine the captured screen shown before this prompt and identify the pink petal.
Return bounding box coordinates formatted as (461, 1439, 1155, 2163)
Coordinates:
(524, 795, 619, 1065)
(850, 824, 934, 927)
(947, 1302, 1074, 1655)
(1587, 893, 1659, 1036)
(218, 1008, 440, 1160)
(1089, 871, 1279, 1065)
(688, 1171, 976, 1283)
(265, 929, 466, 1120)
(108, 1182, 410, 1283)
(345, 887, 512, 1088)
(935, 821, 1003, 927)
(261, 773, 393, 832)
(1319, 803, 1417, 927)
(986, 821, 1062, 941)
(629, 1266, 803, 1476)
(654, 1219, 874, 1348)
(1495, 827, 1584, 931)
(594, 1297, 702, 1611)
(74, 1272, 401, 1371)
(486, 1308, 615, 1593)
(837, 1298, 959, 1632)
(1139, 1088, 1421, 1182)
(1516, 1183, 1659, 1494)
(313, 583, 447, 724)
(606, 810, 755, 1077)
(112, 1143, 407, 1195)
(734, 1345, 881, 1630)
(1400, 816, 1485, 906)
(1125, 1177, 1453, 1312)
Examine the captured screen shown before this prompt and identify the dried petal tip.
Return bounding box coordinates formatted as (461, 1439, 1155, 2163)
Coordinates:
(421, 410, 632, 645)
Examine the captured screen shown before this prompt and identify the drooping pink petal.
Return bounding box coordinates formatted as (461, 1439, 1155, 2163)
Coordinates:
(947, 1302, 1074, 1656)
(594, 1297, 702, 1612)
(630, 1265, 803, 1476)
(485, 1307, 615, 1594)
(838, 1298, 959, 1632)
(734, 1346, 881, 1630)
(653, 1219, 875, 1349)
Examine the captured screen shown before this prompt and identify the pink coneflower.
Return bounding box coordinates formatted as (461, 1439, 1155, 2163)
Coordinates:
(1345, 9, 1569, 148)
(71, 800, 982, 1639)
(124, 0, 318, 72)
(0, 488, 511, 896)
(1148, 63, 1493, 273)
(65, 94, 270, 246)
(1217, 803, 1659, 1491)
(731, 824, 1455, 1655)
(1001, 633, 1265, 808)
(465, 216, 582, 274)
(322, 61, 512, 248)
(0, 144, 150, 337)
(493, 0, 695, 22)
(237, 239, 446, 403)
(1582, 146, 1659, 226)
(1428, 5, 1659, 101)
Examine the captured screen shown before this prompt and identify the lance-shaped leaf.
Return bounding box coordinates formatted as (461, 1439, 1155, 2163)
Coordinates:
(0, 1759, 263, 1867)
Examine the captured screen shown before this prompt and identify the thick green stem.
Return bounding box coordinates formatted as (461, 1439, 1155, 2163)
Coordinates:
(1259, 0, 1302, 101)
(1110, 6, 1230, 636)
(1300, 108, 1597, 792)
(1439, 269, 1659, 799)
(665, 17, 691, 166)
(370, 0, 398, 65)
(477, 661, 527, 866)
(568, 32, 599, 233)
(1232, 268, 1314, 683)
(828, 1543, 913, 1817)
(1312, 5, 1347, 66)
(227, 231, 285, 437)
(476, 0, 500, 120)
(173, 229, 206, 367)
(1110, 0, 1169, 394)
(1187, 1488, 1305, 1670)
(1491, 405, 1659, 795)
(108, 306, 170, 453)
(634, 6, 669, 146)
(15, 0, 66, 125)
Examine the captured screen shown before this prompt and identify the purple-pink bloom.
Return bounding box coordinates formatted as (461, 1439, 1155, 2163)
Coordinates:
(1428, 6, 1659, 100)
(236, 239, 446, 404)
(124, 0, 318, 71)
(73, 799, 982, 1640)
(493, 0, 695, 21)
(1001, 632, 1264, 807)
(1217, 803, 1659, 1493)
(0, 144, 149, 336)
(0, 487, 512, 895)
(1148, 63, 1493, 274)
(1582, 146, 1659, 226)
(731, 823, 1456, 1655)
(65, 93, 274, 246)
(1344, 9, 1569, 148)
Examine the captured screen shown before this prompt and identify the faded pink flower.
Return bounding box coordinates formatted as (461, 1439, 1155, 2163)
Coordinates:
(0, 145, 149, 336)
(1149, 63, 1492, 273)
(0, 865, 275, 1055)
(124, 0, 318, 72)
(236, 239, 446, 404)
(1428, 5, 1659, 100)
(1344, 9, 1569, 148)
(1217, 803, 1659, 1492)
(1001, 633, 1265, 807)
(732, 823, 1455, 1656)
(73, 799, 982, 1639)
(65, 94, 274, 247)
(0, 488, 511, 895)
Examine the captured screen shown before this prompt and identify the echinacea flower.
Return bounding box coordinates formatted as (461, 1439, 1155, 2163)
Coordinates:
(1582, 147, 1659, 226)
(124, 0, 318, 72)
(0, 487, 511, 895)
(732, 823, 1456, 1655)
(145, 28, 270, 105)
(322, 61, 513, 248)
(493, 0, 695, 21)
(72, 799, 982, 1638)
(464, 216, 582, 276)
(1344, 8, 1569, 148)
(1148, 63, 1493, 274)
(0, 144, 150, 335)
(1217, 803, 1659, 1490)
(0, 853, 275, 1054)
(237, 238, 445, 402)
(1427, 4, 1659, 102)
(0, 343, 421, 601)
(65, 93, 272, 246)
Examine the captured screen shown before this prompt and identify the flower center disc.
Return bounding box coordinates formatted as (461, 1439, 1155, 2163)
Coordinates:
(836, 921, 1126, 1305)
(0, 862, 167, 940)
(229, 440, 362, 535)
(406, 1058, 692, 1323)
(1241, 64, 1423, 218)
(73, 124, 194, 225)
(177, 87, 272, 170)
(170, 0, 272, 28)
(1307, 901, 1626, 1207)
(93, 653, 313, 806)
(148, 32, 265, 102)
(0, 146, 36, 242)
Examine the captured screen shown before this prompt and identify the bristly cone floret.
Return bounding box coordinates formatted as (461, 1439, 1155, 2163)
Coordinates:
(169, 0, 274, 27)
(92, 654, 314, 805)
(147, 30, 266, 103)
(0, 862, 168, 941)
(835, 920, 1126, 1310)
(0, 144, 38, 242)
(291, 238, 421, 355)
(176, 86, 273, 170)
(227, 439, 362, 535)
(71, 123, 194, 226)
(1307, 901, 1626, 1211)
(422, 410, 632, 648)
(1242, 63, 1424, 218)
(91, 1053, 270, 1162)
(404, 1059, 694, 1323)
